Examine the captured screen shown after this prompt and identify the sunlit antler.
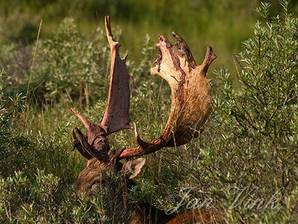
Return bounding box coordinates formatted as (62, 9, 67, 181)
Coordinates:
(70, 108, 91, 130)
(120, 33, 216, 159)
(71, 16, 130, 161)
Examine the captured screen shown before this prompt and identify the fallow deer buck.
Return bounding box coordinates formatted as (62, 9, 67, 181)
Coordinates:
(71, 16, 222, 223)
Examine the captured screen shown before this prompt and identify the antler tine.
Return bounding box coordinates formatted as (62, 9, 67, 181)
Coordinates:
(171, 31, 196, 70)
(70, 108, 91, 130)
(119, 33, 215, 159)
(105, 16, 117, 47)
(202, 46, 217, 73)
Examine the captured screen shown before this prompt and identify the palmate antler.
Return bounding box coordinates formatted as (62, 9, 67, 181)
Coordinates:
(119, 33, 216, 159)
(71, 16, 130, 162)
(71, 16, 216, 163)
(101, 17, 130, 134)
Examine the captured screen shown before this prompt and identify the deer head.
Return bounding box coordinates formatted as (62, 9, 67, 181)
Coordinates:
(71, 16, 216, 222)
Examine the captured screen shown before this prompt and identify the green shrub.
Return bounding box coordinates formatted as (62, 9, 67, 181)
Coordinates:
(27, 18, 110, 106)
(0, 170, 141, 223)
(141, 1, 298, 222)
(0, 1, 297, 223)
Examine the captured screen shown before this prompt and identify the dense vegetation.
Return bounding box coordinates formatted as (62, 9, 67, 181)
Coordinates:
(0, 0, 297, 223)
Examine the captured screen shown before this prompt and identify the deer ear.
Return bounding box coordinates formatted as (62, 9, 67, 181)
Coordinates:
(122, 158, 146, 179)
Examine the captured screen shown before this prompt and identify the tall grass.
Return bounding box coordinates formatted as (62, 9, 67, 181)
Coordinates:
(0, 1, 297, 223)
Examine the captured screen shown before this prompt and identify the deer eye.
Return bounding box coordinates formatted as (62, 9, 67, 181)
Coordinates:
(90, 182, 100, 193)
